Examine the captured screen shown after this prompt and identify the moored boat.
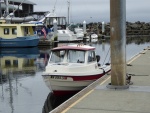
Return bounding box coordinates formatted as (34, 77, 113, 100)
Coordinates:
(0, 18, 39, 47)
(42, 44, 111, 95)
(86, 33, 98, 42)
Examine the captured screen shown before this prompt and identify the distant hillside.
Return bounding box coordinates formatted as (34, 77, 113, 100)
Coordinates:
(78, 21, 150, 37)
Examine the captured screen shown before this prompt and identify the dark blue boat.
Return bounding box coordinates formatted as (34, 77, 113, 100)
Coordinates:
(0, 36, 39, 47)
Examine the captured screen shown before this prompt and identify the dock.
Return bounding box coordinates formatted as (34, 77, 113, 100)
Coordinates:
(38, 39, 83, 46)
(50, 46, 150, 113)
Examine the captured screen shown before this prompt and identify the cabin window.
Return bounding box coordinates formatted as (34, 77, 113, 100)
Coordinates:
(24, 27, 29, 36)
(4, 28, 9, 35)
(88, 51, 96, 63)
(5, 60, 11, 67)
(68, 50, 85, 63)
(12, 28, 17, 35)
(13, 60, 18, 67)
(50, 50, 66, 63)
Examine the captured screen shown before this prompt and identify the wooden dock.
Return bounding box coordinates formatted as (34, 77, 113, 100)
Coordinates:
(38, 40, 52, 46)
(50, 46, 150, 113)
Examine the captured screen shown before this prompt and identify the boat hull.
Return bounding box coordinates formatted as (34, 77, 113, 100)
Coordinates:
(42, 72, 108, 96)
(0, 36, 39, 47)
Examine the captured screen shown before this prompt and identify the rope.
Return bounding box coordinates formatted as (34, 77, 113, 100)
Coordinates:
(102, 47, 110, 65)
(12, 0, 26, 14)
(53, 0, 58, 13)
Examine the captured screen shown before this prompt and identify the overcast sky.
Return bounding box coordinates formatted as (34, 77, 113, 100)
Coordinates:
(31, 0, 150, 23)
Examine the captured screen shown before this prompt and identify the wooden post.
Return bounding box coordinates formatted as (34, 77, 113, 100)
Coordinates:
(108, 0, 128, 89)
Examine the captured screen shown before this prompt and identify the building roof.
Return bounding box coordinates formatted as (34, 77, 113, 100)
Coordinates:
(8, 0, 36, 5)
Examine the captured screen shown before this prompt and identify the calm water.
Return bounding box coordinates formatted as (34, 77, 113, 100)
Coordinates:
(0, 36, 150, 113)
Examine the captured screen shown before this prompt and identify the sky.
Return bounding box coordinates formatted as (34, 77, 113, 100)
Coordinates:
(30, 0, 150, 23)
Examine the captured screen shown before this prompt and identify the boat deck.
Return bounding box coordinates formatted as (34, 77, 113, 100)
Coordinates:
(50, 46, 150, 113)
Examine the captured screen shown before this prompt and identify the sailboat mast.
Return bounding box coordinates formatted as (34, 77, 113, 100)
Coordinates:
(5, 0, 9, 16)
(67, 0, 70, 25)
(0, 0, 4, 17)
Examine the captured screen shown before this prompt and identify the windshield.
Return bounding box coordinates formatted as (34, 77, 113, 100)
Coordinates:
(50, 50, 65, 63)
(68, 50, 85, 63)
(50, 50, 85, 63)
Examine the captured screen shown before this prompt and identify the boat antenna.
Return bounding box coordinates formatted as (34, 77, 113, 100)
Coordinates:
(3, 0, 9, 17)
(0, 0, 5, 17)
(67, 0, 70, 25)
(52, 0, 57, 13)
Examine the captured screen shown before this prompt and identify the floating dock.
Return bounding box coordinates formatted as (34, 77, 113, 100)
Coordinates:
(38, 39, 83, 46)
(50, 46, 150, 113)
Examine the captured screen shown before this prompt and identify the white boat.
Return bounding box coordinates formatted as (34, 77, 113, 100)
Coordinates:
(86, 33, 98, 42)
(91, 34, 98, 42)
(41, 13, 82, 42)
(56, 28, 78, 41)
(74, 26, 84, 39)
(42, 44, 111, 95)
(28, 11, 82, 42)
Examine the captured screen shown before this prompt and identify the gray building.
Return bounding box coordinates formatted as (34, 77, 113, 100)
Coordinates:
(0, 0, 36, 17)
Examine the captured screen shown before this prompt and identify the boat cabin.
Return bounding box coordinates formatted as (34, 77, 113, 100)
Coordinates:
(0, 19, 36, 39)
(49, 45, 99, 64)
(44, 15, 67, 30)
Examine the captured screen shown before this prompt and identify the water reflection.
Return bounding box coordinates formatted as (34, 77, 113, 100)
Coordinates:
(0, 36, 150, 113)
(0, 47, 39, 77)
(35, 48, 50, 71)
(42, 92, 76, 113)
(126, 36, 150, 45)
(0, 47, 50, 113)
(0, 47, 39, 113)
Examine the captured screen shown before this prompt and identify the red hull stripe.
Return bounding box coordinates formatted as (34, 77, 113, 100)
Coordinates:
(72, 73, 104, 81)
(43, 73, 104, 81)
(43, 69, 111, 81)
(53, 90, 80, 96)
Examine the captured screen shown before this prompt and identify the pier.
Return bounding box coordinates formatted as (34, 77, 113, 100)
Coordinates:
(50, 46, 150, 113)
